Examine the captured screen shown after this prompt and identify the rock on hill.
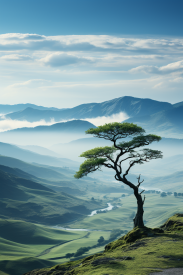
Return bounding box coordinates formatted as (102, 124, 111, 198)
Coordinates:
(23, 214, 183, 275)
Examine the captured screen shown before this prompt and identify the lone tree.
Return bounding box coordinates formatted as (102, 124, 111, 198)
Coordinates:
(74, 123, 163, 228)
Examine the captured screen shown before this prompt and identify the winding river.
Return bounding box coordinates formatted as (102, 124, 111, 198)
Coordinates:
(52, 203, 115, 232)
(88, 202, 114, 217)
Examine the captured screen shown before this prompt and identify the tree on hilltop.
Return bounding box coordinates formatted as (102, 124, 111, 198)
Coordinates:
(74, 122, 163, 228)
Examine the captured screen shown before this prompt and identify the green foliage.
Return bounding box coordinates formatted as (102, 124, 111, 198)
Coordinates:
(74, 246, 90, 257)
(74, 158, 107, 179)
(25, 214, 183, 275)
(75, 122, 163, 180)
(86, 122, 145, 141)
(80, 146, 116, 159)
(65, 253, 75, 258)
(97, 236, 105, 244)
(117, 134, 161, 151)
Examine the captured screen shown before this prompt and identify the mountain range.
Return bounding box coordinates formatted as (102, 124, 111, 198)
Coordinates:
(0, 103, 60, 114)
(1, 96, 183, 140)
(125, 104, 183, 137)
(4, 96, 172, 122)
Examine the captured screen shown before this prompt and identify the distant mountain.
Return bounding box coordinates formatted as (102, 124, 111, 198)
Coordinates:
(173, 101, 183, 108)
(0, 120, 95, 146)
(0, 141, 79, 168)
(5, 96, 172, 122)
(50, 136, 183, 161)
(50, 137, 111, 161)
(18, 144, 62, 158)
(8, 119, 95, 133)
(0, 103, 60, 115)
(125, 105, 183, 138)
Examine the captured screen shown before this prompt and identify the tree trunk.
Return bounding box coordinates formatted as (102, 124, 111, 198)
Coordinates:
(133, 193, 144, 228)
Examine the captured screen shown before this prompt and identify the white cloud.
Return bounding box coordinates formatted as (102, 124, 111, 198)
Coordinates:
(7, 79, 51, 89)
(130, 60, 183, 75)
(1, 54, 32, 61)
(41, 52, 92, 67)
(0, 118, 55, 132)
(83, 112, 129, 126)
(0, 34, 183, 55)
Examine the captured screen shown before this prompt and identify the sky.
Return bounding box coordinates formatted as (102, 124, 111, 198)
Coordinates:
(0, 0, 183, 108)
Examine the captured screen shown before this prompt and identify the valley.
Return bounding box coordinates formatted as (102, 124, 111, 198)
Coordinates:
(0, 96, 182, 275)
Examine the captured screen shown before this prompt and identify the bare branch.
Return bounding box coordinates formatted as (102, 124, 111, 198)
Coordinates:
(137, 174, 144, 187)
(140, 190, 145, 195)
(143, 195, 146, 204)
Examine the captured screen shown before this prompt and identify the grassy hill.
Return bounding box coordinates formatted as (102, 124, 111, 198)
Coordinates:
(22, 213, 183, 275)
(0, 218, 114, 275)
(0, 155, 70, 181)
(0, 167, 104, 224)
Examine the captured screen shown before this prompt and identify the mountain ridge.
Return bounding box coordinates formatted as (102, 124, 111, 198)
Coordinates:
(4, 96, 173, 122)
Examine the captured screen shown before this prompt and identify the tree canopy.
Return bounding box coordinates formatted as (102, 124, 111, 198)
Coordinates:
(74, 122, 163, 228)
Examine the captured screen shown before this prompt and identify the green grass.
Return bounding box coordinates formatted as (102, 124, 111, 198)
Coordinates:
(40, 231, 111, 261)
(69, 193, 183, 231)
(26, 214, 183, 275)
(0, 219, 112, 275)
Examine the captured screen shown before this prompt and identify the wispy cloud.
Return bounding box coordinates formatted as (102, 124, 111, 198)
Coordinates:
(0, 34, 183, 55)
(0, 118, 55, 132)
(7, 79, 51, 89)
(83, 112, 129, 126)
(130, 60, 183, 75)
(1, 54, 32, 61)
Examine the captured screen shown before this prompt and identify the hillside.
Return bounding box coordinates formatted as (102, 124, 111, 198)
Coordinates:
(23, 213, 183, 275)
(0, 142, 78, 168)
(0, 168, 104, 224)
(0, 155, 70, 180)
(4, 96, 172, 122)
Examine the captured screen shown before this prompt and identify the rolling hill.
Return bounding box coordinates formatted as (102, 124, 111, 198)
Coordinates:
(0, 155, 71, 181)
(22, 214, 183, 275)
(0, 141, 79, 168)
(0, 167, 103, 224)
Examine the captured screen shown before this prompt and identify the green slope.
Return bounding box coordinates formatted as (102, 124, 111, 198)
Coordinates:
(0, 168, 104, 224)
(23, 214, 183, 275)
(0, 219, 111, 275)
(0, 155, 69, 181)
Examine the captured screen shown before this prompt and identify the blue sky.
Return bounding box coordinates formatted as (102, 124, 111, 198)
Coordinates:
(0, 0, 183, 107)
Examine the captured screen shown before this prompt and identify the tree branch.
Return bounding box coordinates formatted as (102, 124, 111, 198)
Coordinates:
(137, 174, 144, 187)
